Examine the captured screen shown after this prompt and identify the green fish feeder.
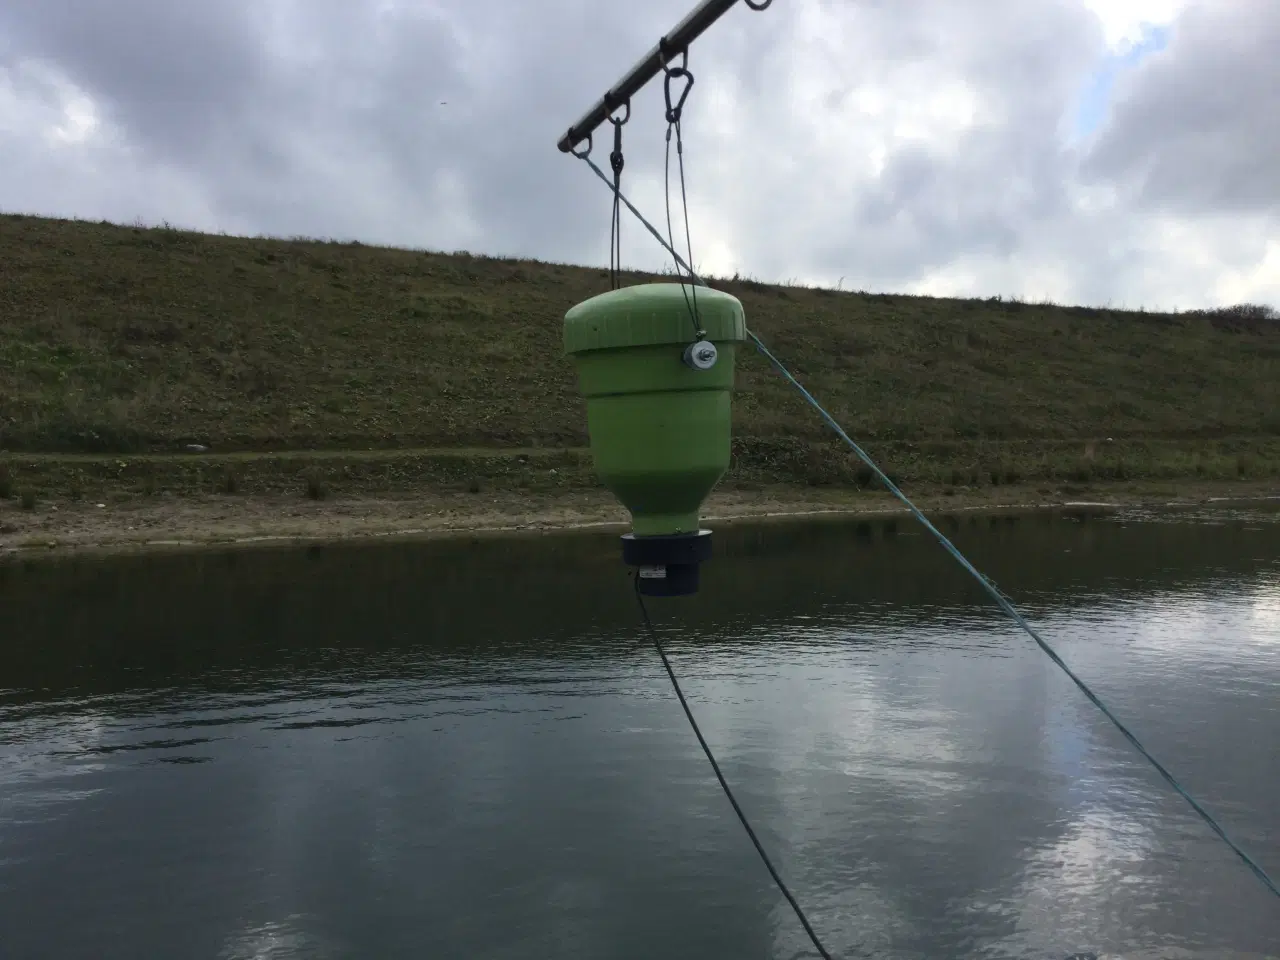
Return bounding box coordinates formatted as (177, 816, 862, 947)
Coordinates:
(563, 282, 747, 596)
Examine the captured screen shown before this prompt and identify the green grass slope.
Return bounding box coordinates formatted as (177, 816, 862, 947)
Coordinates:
(2, 213, 1279, 495)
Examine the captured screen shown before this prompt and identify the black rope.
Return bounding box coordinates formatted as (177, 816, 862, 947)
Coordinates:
(634, 575, 837, 960)
(661, 52, 705, 341)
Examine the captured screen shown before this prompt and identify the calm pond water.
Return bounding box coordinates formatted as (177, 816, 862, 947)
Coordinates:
(2, 504, 1279, 960)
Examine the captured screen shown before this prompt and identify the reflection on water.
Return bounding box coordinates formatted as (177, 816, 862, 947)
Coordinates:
(1, 505, 1279, 959)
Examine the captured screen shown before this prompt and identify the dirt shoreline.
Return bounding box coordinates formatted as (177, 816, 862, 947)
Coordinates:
(1, 479, 1277, 560)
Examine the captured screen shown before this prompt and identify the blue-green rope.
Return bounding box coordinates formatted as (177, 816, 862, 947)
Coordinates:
(576, 150, 1280, 902)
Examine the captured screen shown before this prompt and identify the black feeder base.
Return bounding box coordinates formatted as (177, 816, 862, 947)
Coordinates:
(621, 529, 713, 597)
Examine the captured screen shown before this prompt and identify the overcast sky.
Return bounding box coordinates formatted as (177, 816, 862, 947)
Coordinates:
(1, 0, 1276, 310)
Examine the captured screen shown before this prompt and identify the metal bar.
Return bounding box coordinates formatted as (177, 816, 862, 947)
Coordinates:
(556, 0, 742, 154)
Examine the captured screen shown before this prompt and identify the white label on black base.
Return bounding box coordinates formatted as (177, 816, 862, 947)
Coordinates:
(638, 566, 667, 579)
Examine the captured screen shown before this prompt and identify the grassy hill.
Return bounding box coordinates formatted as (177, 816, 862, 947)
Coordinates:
(2, 212, 1279, 501)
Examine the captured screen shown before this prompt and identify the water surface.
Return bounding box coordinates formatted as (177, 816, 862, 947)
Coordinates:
(2, 505, 1279, 959)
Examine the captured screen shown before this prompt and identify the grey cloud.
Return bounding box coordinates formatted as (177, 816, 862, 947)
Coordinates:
(0, 0, 638, 256)
(3, 0, 267, 161)
(0, 0, 1276, 307)
(5, 0, 827, 264)
(714, 0, 1100, 288)
(1085, 0, 1280, 217)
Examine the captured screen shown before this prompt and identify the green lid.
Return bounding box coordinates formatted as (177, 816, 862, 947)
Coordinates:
(564, 283, 746, 355)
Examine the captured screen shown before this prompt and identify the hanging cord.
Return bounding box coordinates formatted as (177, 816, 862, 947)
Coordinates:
(635, 574, 837, 960)
(660, 44, 705, 341)
(608, 100, 630, 290)
(568, 153, 1280, 903)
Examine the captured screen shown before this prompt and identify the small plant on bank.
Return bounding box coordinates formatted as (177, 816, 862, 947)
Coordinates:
(0, 464, 11, 499)
(19, 490, 37, 511)
(222, 467, 240, 494)
(303, 469, 329, 500)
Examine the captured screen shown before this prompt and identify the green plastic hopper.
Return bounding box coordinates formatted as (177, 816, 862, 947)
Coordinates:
(564, 282, 747, 594)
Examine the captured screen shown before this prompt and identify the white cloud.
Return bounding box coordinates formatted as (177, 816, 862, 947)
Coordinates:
(1081, 0, 1189, 49)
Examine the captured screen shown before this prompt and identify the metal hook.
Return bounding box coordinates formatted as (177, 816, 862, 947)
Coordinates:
(657, 37, 688, 74)
(606, 96, 631, 126)
(744, 0, 772, 10)
(569, 130, 592, 159)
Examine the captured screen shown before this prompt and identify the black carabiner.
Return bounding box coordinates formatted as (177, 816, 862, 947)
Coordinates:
(608, 100, 628, 175)
(658, 37, 694, 124)
(663, 66, 694, 125)
(610, 122, 625, 175)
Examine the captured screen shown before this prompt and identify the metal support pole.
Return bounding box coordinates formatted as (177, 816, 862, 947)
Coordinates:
(556, 0, 742, 154)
